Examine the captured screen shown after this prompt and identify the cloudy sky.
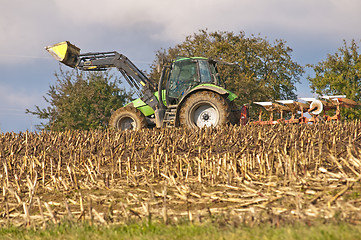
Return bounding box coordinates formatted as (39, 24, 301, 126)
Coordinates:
(1, 0, 360, 132)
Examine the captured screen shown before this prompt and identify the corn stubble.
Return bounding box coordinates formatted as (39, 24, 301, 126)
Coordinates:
(1, 122, 361, 227)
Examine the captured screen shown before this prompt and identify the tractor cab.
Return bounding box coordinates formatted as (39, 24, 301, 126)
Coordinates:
(165, 57, 221, 104)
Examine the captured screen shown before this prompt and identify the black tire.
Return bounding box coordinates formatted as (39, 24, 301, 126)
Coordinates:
(179, 91, 232, 128)
(229, 101, 242, 125)
(109, 106, 147, 130)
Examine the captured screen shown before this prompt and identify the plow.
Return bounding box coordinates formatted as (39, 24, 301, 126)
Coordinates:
(252, 95, 361, 125)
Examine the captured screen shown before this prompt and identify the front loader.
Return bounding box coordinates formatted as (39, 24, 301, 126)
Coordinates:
(46, 41, 241, 130)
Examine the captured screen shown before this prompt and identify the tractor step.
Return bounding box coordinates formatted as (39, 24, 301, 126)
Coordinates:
(163, 107, 177, 127)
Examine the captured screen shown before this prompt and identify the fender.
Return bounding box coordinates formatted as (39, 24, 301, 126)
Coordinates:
(177, 84, 237, 107)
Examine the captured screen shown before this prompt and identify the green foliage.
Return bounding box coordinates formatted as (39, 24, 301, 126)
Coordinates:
(308, 39, 361, 119)
(2, 221, 361, 240)
(150, 30, 304, 115)
(27, 69, 133, 131)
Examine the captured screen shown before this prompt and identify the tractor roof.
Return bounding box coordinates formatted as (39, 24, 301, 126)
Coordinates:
(174, 56, 208, 62)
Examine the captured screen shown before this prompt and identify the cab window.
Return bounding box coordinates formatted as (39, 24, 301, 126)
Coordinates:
(199, 60, 212, 83)
(167, 59, 198, 99)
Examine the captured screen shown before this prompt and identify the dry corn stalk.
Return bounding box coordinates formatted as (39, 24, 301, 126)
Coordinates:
(0, 122, 361, 226)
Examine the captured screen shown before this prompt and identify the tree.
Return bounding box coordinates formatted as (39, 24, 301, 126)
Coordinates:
(308, 40, 361, 119)
(27, 69, 133, 131)
(149, 30, 304, 114)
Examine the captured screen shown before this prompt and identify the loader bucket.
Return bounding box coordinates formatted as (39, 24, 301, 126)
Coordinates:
(45, 41, 80, 68)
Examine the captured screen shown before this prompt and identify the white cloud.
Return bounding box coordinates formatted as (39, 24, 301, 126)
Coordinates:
(51, 0, 361, 41)
(0, 1, 60, 64)
(1, 0, 360, 66)
(1, 0, 360, 62)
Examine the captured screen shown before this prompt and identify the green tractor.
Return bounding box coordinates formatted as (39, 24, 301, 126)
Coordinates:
(46, 41, 242, 130)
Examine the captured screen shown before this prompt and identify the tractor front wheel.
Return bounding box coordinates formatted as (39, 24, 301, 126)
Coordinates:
(109, 106, 147, 130)
(180, 91, 231, 128)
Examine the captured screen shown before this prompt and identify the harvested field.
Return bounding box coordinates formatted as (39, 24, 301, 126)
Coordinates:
(1, 122, 361, 227)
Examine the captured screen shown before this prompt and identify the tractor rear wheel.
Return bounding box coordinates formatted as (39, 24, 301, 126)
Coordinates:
(179, 91, 231, 128)
(109, 106, 147, 130)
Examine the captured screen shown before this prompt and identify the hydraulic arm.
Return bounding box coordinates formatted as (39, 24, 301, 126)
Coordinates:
(46, 41, 158, 110)
(77, 51, 156, 92)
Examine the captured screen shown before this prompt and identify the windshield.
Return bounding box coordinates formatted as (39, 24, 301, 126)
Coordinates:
(168, 59, 198, 99)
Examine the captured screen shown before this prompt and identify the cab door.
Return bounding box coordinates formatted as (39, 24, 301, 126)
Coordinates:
(167, 58, 198, 103)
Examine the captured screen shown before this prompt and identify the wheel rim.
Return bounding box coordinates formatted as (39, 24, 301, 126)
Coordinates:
(116, 116, 136, 130)
(191, 103, 219, 127)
